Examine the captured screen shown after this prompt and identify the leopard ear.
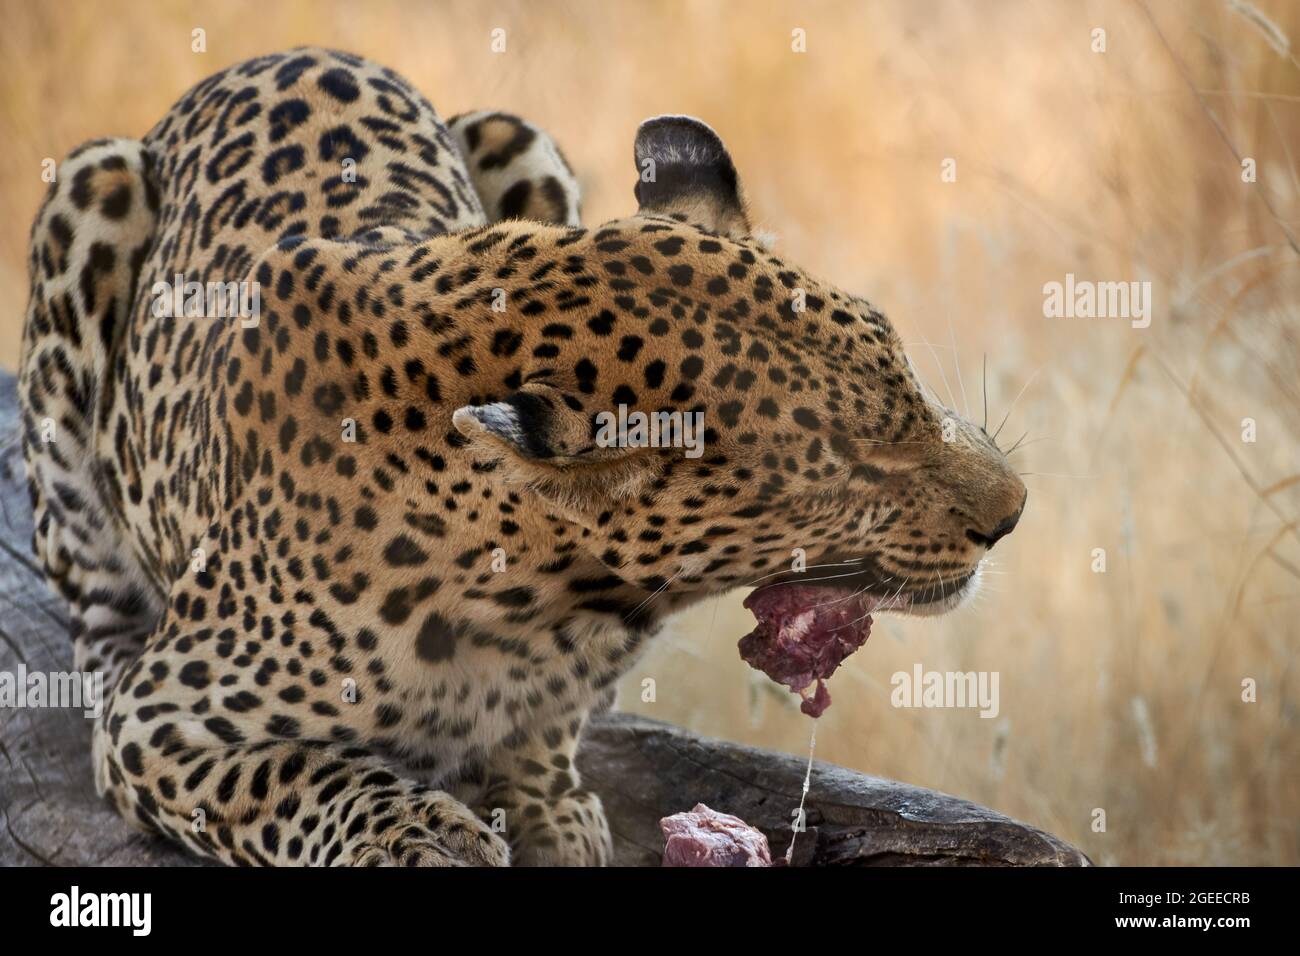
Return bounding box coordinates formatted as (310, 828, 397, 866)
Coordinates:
(453, 384, 659, 505)
(452, 384, 596, 464)
(633, 115, 752, 238)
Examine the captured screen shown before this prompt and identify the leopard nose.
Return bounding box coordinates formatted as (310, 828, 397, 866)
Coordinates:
(965, 495, 1026, 550)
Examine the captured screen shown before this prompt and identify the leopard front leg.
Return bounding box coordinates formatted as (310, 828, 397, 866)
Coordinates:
(95, 607, 510, 867)
(474, 716, 611, 867)
(97, 704, 510, 867)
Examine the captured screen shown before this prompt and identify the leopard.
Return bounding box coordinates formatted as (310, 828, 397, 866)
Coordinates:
(18, 47, 1025, 867)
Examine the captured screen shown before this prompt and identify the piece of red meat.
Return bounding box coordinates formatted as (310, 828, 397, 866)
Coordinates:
(740, 583, 897, 717)
(660, 803, 772, 867)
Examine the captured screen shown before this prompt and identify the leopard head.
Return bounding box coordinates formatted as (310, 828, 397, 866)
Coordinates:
(452, 116, 1026, 631)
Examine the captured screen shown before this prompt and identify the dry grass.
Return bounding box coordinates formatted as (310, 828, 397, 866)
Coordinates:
(0, 0, 1296, 865)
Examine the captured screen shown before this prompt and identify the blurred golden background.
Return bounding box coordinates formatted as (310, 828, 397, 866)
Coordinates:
(1, 0, 1297, 865)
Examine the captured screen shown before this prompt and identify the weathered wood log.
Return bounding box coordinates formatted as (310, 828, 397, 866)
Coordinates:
(0, 369, 1089, 866)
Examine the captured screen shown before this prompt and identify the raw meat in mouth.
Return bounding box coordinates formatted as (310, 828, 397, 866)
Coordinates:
(739, 583, 908, 717)
(660, 803, 772, 867)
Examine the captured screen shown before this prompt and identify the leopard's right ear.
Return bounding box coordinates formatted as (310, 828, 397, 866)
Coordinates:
(633, 115, 752, 239)
(452, 384, 599, 465)
(452, 384, 661, 507)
